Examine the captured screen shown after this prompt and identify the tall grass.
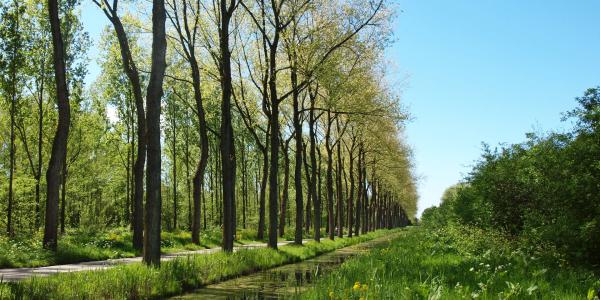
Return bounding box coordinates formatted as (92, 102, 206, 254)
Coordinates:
(0, 229, 396, 299)
(302, 226, 600, 300)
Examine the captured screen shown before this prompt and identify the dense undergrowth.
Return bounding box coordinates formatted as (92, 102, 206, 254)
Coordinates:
(0, 229, 397, 299)
(302, 226, 599, 300)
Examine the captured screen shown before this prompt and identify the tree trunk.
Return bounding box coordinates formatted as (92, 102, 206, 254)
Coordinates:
(361, 150, 369, 233)
(303, 142, 312, 234)
(347, 141, 355, 237)
(125, 114, 131, 226)
(325, 111, 334, 240)
(336, 136, 343, 238)
(241, 143, 247, 229)
(143, 0, 167, 266)
(6, 0, 20, 237)
(44, 0, 71, 250)
(183, 124, 191, 230)
(219, 0, 236, 252)
(279, 139, 290, 238)
(258, 147, 268, 239)
(291, 63, 304, 244)
(171, 110, 177, 230)
(309, 89, 320, 242)
(7, 80, 15, 238)
(355, 145, 362, 236)
(60, 161, 67, 234)
(317, 145, 323, 234)
(190, 44, 209, 246)
(267, 27, 281, 249)
(35, 59, 45, 230)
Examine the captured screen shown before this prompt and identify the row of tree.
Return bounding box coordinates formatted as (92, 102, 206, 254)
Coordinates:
(422, 87, 600, 267)
(0, 0, 417, 266)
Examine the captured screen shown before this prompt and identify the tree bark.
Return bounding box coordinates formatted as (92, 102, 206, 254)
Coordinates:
(308, 88, 320, 242)
(279, 138, 290, 238)
(347, 138, 355, 237)
(267, 25, 281, 250)
(7, 68, 16, 238)
(355, 145, 362, 236)
(143, 0, 167, 266)
(183, 123, 191, 230)
(60, 160, 67, 234)
(35, 66, 44, 230)
(291, 60, 304, 244)
(335, 133, 344, 238)
(258, 146, 268, 239)
(44, 0, 71, 251)
(171, 110, 177, 230)
(325, 111, 334, 240)
(303, 142, 312, 234)
(219, 0, 237, 252)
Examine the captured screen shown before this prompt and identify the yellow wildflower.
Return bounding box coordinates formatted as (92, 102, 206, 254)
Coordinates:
(352, 282, 361, 291)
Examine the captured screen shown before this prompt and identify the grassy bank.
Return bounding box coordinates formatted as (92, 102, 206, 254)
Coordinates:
(0, 229, 397, 299)
(0, 227, 252, 268)
(302, 226, 599, 300)
(0, 226, 327, 269)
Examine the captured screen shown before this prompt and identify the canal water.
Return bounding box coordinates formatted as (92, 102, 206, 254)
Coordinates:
(172, 235, 395, 300)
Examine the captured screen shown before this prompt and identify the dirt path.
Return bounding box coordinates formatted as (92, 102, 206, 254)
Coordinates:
(0, 240, 309, 282)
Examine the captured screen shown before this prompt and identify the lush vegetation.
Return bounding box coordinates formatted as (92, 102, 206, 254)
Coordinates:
(302, 226, 599, 300)
(0, 229, 396, 299)
(0, 0, 416, 267)
(422, 87, 600, 267)
(0, 227, 244, 268)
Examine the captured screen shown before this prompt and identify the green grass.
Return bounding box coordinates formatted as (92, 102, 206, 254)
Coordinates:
(0, 229, 397, 299)
(0, 227, 263, 269)
(301, 226, 600, 300)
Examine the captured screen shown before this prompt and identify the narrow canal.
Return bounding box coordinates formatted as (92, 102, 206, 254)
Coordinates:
(172, 235, 396, 299)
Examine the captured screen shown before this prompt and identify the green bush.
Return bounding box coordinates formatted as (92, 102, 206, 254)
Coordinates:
(422, 87, 600, 267)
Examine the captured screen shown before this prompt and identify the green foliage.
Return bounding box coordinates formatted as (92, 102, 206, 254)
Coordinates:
(302, 226, 599, 300)
(422, 86, 600, 266)
(0, 229, 396, 299)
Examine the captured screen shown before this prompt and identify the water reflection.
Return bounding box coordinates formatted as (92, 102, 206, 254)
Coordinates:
(173, 238, 391, 300)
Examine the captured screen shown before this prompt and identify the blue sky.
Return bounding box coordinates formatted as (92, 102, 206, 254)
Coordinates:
(386, 0, 600, 215)
(81, 1, 600, 216)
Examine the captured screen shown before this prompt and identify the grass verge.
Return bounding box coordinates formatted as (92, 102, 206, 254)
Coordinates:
(301, 226, 600, 300)
(0, 227, 264, 268)
(0, 229, 397, 299)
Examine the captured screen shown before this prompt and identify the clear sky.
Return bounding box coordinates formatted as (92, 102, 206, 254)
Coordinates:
(80, 1, 600, 217)
(386, 0, 600, 216)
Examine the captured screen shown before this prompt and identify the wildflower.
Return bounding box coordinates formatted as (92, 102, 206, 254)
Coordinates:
(362, 284, 369, 291)
(353, 282, 361, 291)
